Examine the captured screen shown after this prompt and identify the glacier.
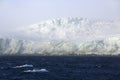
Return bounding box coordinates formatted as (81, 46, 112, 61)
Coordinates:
(0, 37, 120, 55)
(0, 17, 120, 55)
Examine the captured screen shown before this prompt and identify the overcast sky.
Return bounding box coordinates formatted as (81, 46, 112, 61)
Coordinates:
(0, 0, 120, 31)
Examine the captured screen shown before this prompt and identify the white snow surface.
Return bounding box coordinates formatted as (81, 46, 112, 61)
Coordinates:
(0, 17, 120, 55)
(18, 17, 120, 41)
(0, 37, 120, 55)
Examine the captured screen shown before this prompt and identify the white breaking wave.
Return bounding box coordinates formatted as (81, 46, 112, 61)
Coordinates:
(13, 64, 33, 68)
(24, 69, 49, 73)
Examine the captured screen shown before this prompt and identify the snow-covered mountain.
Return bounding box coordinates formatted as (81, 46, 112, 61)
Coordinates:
(0, 17, 120, 55)
(19, 17, 120, 41)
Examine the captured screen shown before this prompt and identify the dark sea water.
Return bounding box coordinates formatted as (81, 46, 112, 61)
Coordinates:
(0, 55, 120, 80)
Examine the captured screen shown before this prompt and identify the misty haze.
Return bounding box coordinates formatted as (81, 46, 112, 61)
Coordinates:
(0, 0, 120, 80)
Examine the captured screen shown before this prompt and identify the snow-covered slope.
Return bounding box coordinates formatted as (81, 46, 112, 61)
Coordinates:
(0, 17, 120, 55)
(19, 17, 120, 41)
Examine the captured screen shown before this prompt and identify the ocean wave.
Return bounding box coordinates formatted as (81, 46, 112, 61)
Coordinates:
(13, 64, 33, 68)
(23, 69, 49, 73)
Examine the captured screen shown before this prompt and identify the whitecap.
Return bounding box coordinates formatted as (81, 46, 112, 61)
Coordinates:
(13, 64, 33, 68)
(24, 69, 49, 73)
